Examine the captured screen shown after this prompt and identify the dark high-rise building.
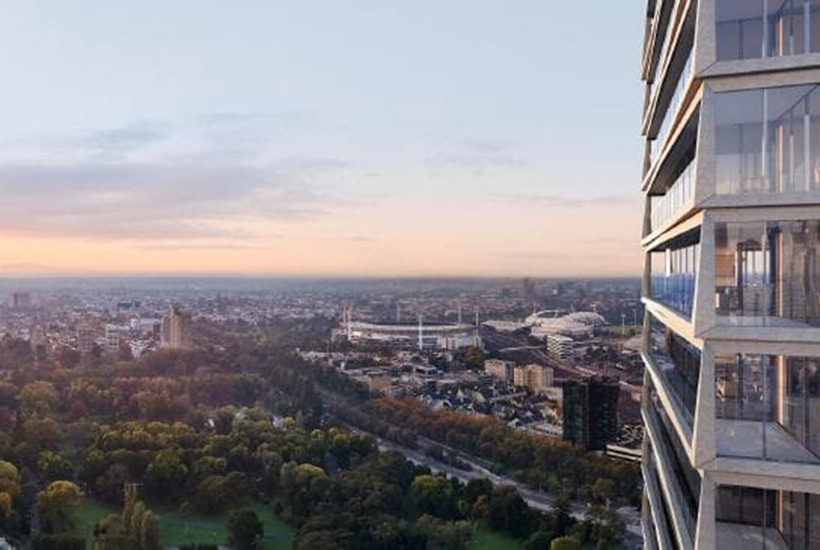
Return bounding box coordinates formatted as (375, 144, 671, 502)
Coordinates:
(562, 376, 619, 451)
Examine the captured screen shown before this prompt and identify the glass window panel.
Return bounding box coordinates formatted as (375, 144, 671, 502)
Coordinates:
(717, 0, 820, 59)
(718, 0, 766, 60)
(716, 89, 765, 194)
(716, 352, 820, 464)
(717, 486, 820, 548)
(714, 220, 820, 327)
(811, 0, 820, 51)
(768, 0, 808, 56)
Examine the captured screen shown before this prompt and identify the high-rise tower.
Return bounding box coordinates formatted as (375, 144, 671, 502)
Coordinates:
(161, 305, 193, 350)
(640, 1, 820, 548)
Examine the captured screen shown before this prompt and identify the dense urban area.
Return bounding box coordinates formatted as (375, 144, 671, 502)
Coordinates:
(0, 277, 645, 550)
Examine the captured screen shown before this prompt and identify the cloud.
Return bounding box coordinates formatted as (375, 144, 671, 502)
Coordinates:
(493, 193, 633, 207)
(0, 116, 357, 241)
(135, 243, 268, 251)
(425, 138, 528, 173)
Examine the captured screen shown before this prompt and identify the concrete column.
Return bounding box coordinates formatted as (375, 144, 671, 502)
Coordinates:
(695, 473, 717, 550)
(694, 343, 716, 467)
(695, 86, 716, 204)
(694, 214, 717, 336)
(693, 0, 715, 75)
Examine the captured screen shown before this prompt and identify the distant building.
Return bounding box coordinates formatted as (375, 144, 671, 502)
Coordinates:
(104, 324, 130, 352)
(131, 317, 160, 336)
(484, 359, 515, 383)
(339, 318, 479, 350)
(513, 364, 554, 392)
(528, 311, 604, 339)
(76, 324, 97, 355)
(11, 292, 32, 310)
(546, 334, 574, 360)
(562, 376, 618, 451)
(364, 372, 391, 394)
(161, 305, 193, 350)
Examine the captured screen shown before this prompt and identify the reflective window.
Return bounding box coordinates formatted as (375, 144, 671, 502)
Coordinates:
(646, 442, 682, 550)
(715, 220, 820, 327)
(647, 379, 700, 538)
(650, 229, 701, 317)
(715, 354, 820, 463)
(715, 84, 820, 195)
(717, 0, 820, 61)
(650, 154, 695, 233)
(717, 484, 820, 549)
(656, 52, 694, 153)
(648, 315, 701, 429)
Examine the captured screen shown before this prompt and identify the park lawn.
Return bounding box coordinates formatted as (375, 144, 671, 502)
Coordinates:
(77, 500, 294, 550)
(469, 524, 523, 550)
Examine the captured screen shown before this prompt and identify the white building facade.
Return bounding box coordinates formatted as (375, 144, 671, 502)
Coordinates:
(640, 1, 820, 549)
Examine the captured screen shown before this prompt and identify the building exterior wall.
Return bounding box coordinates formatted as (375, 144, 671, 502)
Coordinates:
(640, 1, 820, 548)
(546, 334, 574, 360)
(485, 359, 515, 383)
(563, 377, 619, 451)
(162, 305, 193, 350)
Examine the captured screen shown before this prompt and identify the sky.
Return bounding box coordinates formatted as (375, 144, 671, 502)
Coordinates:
(0, 1, 646, 278)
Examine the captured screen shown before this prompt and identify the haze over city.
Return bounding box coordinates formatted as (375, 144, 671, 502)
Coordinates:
(0, 1, 643, 277)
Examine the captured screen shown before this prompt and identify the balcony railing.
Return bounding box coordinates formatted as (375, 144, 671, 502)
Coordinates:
(656, 50, 693, 153)
(650, 158, 694, 233)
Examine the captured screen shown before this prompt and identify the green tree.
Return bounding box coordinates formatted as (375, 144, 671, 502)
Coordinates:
(130, 501, 146, 543)
(140, 511, 160, 550)
(92, 514, 132, 550)
(487, 486, 533, 538)
(19, 381, 59, 415)
(37, 451, 74, 483)
(463, 347, 485, 369)
(524, 531, 553, 550)
(37, 481, 83, 534)
(227, 508, 264, 550)
(145, 449, 187, 500)
(550, 536, 581, 550)
(411, 475, 458, 519)
(297, 531, 342, 550)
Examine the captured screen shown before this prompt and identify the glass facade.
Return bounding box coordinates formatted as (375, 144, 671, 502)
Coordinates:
(648, 313, 701, 429)
(715, 353, 820, 463)
(651, 154, 695, 233)
(657, 52, 694, 153)
(647, 379, 701, 540)
(715, 84, 820, 195)
(650, 229, 701, 317)
(714, 220, 820, 327)
(717, 0, 820, 61)
(646, 441, 682, 550)
(717, 484, 820, 549)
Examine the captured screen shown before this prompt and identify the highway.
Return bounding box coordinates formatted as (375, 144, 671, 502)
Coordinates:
(347, 426, 643, 550)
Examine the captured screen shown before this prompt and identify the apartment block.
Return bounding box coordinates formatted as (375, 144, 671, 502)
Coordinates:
(563, 376, 619, 451)
(640, 1, 820, 548)
(485, 359, 516, 383)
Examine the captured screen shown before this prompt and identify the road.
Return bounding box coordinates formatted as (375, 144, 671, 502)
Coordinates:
(347, 425, 643, 550)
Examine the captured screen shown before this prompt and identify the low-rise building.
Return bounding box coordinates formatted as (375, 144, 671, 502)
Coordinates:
(546, 334, 574, 360)
(484, 359, 515, 383)
(513, 364, 554, 392)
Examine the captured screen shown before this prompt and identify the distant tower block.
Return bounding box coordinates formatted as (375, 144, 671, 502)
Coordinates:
(161, 305, 193, 350)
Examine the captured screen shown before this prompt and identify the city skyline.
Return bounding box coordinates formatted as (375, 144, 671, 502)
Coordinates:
(0, 1, 644, 277)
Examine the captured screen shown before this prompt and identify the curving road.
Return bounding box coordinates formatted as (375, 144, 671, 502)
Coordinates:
(347, 426, 643, 550)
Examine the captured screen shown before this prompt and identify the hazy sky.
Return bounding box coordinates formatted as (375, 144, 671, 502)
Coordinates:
(0, 1, 645, 277)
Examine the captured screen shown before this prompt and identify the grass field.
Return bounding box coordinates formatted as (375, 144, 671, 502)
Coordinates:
(76, 500, 294, 550)
(469, 524, 523, 550)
